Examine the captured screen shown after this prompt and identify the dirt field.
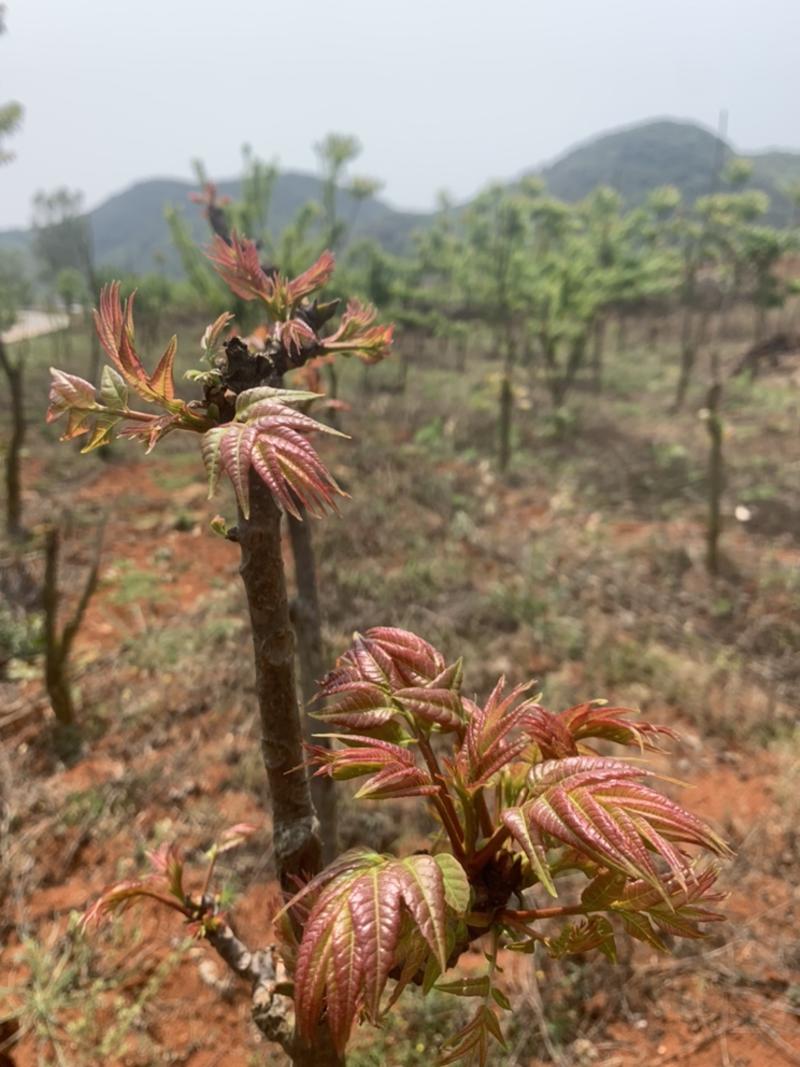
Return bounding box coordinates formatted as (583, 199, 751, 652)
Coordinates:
(1, 320, 799, 1065)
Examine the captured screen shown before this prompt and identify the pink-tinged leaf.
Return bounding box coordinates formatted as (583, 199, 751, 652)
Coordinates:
(201, 427, 226, 498)
(46, 368, 97, 424)
(235, 386, 323, 416)
(219, 422, 257, 516)
(47, 367, 130, 450)
(323, 299, 394, 363)
(286, 250, 336, 304)
(618, 865, 724, 916)
(117, 412, 180, 453)
(313, 681, 397, 730)
(523, 757, 730, 897)
(501, 807, 556, 897)
(145, 842, 185, 900)
(326, 903, 362, 1053)
(206, 232, 272, 303)
(528, 756, 646, 792)
(291, 850, 463, 1046)
(338, 633, 408, 690)
(395, 687, 464, 730)
(82, 877, 188, 932)
(429, 659, 464, 693)
(251, 419, 344, 519)
(208, 397, 345, 521)
(278, 318, 318, 359)
(149, 335, 178, 401)
(615, 865, 726, 941)
(309, 735, 425, 794)
(89, 282, 200, 419)
(93, 283, 149, 387)
(476, 681, 540, 755)
(363, 627, 446, 684)
(455, 678, 541, 789)
(354, 765, 438, 800)
(348, 866, 403, 1021)
(398, 854, 449, 971)
(217, 822, 259, 853)
(464, 735, 530, 791)
(561, 701, 678, 752)
(201, 311, 235, 357)
(280, 848, 384, 922)
(294, 892, 340, 1042)
(521, 706, 577, 759)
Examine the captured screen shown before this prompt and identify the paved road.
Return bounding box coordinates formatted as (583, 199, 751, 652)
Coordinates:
(1, 309, 70, 344)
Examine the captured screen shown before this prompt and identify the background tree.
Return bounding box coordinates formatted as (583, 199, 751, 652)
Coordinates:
(42, 523, 103, 732)
(524, 197, 602, 412)
(32, 188, 102, 380)
(0, 249, 32, 537)
(738, 224, 790, 345)
(465, 183, 530, 470)
(315, 133, 363, 252)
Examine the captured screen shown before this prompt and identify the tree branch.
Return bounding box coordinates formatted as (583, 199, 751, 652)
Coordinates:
(203, 922, 295, 1053)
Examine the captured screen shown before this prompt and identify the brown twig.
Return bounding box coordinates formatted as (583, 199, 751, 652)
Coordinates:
(203, 916, 342, 1066)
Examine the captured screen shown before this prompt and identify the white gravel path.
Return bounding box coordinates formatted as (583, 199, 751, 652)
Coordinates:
(1, 309, 70, 344)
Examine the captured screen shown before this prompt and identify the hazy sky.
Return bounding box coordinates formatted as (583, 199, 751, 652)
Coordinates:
(2, 0, 799, 229)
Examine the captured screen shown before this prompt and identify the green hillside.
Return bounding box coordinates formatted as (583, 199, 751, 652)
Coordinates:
(750, 150, 800, 194)
(0, 172, 430, 278)
(538, 119, 797, 224)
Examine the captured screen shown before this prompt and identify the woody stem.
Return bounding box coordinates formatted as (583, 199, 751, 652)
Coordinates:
(417, 734, 466, 861)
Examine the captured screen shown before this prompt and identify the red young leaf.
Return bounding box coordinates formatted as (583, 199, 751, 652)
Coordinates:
(201, 392, 346, 520)
(308, 733, 437, 800)
(323, 299, 395, 363)
(206, 232, 274, 303)
(149, 335, 178, 401)
(92, 283, 184, 408)
(279, 317, 318, 358)
(46, 368, 97, 424)
(363, 627, 446, 684)
(312, 681, 396, 730)
(200, 310, 235, 358)
(93, 282, 148, 388)
(522, 757, 730, 896)
(395, 687, 464, 730)
(455, 679, 541, 789)
(291, 851, 469, 1052)
(501, 806, 556, 896)
(286, 249, 336, 303)
(560, 701, 678, 752)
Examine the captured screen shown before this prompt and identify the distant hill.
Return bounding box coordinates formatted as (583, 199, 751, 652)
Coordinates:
(749, 150, 800, 193)
(2, 120, 799, 280)
(538, 119, 798, 225)
(0, 172, 430, 278)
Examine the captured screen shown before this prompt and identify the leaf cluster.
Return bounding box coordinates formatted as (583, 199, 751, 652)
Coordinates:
(289, 626, 730, 1060)
(46, 237, 393, 519)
